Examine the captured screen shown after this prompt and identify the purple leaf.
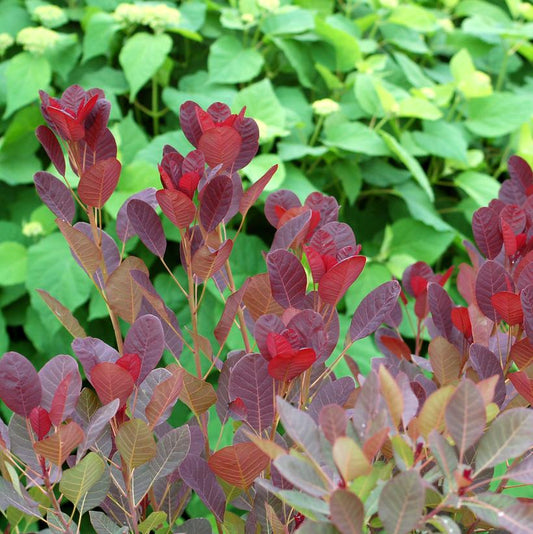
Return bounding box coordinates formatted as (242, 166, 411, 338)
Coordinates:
(287, 309, 331, 362)
(0, 352, 41, 417)
(508, 155, 533, 188)
(475, 260, 514, 322)
(330, 489, 364, 534)
(517, 263, 533, 291)
(305, 193, 340, 230)
(271, 211, 312, 251)
(312, 222, 357, 252)
(179, 455, 226, 522)
(520, 285, 533, 339)
(240, 165, 277, 216)
(349, 280, 401, 342)
(214, 282, 248, 347)
(71, 337, 119, 377)
(228, 353, 275, 433)
(123, 314, 165, 384)
(35, 125, 66, 176)
(116, 188, 158, 243)
(146, 426, 191, 481)
(378, 471, 425, 534)
(445, 379, 485, 460)
(319, 256, 366, 306)
(127, 199, 166, 257)
(233, 115, 259, 170)
(266, 250, 307, 308)
(427, 282, 454, 341)
(215, 351, 246, 424)
(318, 404, 347, 443)
(472, 207, 503, 259)
(199, 174, 233, 232)
(506, 454, 533, 483)
(38, 355, 81, 420)
(34, 171, 75, 222)
(308, 377, 355, 422)
(254, 314, 285, 360)
(469, 344, 505, 407)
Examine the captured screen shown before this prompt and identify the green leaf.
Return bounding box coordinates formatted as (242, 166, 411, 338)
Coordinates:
(261, 8, 315, 35)
(272, 38, 315, 89)
(333, 159, 362, 205)
(388, 218, 455, 265)
(388, 4, 437, 32)
(83, 12, 119, 62)
(117, 113, 149, 165)
(397, 97, 442, 120)
(393, 52, 433, 88)
(233, 79, 288, 141)
(0, 242, 27, 286)
(5, 52, 51, 117)
(466, 93, 533, 137)
(208, 36, 263, 84)
(59, 452, 105, 507)
(26, 233, 92, 323)
(475, 408, 533, 474)
(380, 23, 429, 54)
(242, 155, 286, 191)
(394, 181, 453, 232)
(119, 32, 172, 101)
(44, 33, 80, 80)
(354, 74, 383, 117)
(324, 120, 389, 155)
(412, 121, 468, 162)
(138, 512, 167, 534)
(116, 419, 157, 469)
(314, 15, 361, 71)
(275, 488, 329, 520)
(454, 171, 501, 208)
(378, 470, 425, 534)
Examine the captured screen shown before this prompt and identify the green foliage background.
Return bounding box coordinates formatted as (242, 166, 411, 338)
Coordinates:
(0, 0, 533, 378)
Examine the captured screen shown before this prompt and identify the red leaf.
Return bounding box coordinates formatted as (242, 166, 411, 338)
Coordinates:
(510, 338, 533, 370)
(198, 126, 242, 170)
(501, 219, 518, 257)
(305, 245, 327, 284)
(30, 407, 51, 440)
(214, 281, 249, 347)
(451, 307, 472, 339)
(49, 373, 72, 426)
(228, 397, 247, 421)
(116, 353, 141, 383)
(267, 347, 316, 382)
(78, 157, 121, 208)
(91, 362, 134, 407)
(491, 291, 523, 325)
(509, 372, 533, 404)
(318, 256, 366, 306)
(380, 336, 411, 360)
(35, 125, 65, 176)
(156, 189, 196, 229)
(208, 442, 269, 488)
(475, 260, 514, 322)
(411, 276, 428, 298)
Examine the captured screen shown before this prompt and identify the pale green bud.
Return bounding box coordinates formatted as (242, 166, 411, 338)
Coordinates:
(16, 26, 60, 54)
(312, 98, 340, 116)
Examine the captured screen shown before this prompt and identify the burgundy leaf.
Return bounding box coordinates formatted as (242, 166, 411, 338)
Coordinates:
(33, 171, 74, 222)
(451, 307, 472, 339)
(156, 189, 196, 229)
(304, 193, 340, 230)
(123, 314, 165, 384)
(214, 281, 249, 347)
(233, 115, 259, 170)
(510, 338, 533, 370)
(319, 256, 366, 306)
(319, 405, 347, 444)
(116, 188, 158, 242)
(38, 355, 81, 424)
(215, 352, 246, 424)
(127, 199, 166, 257)
(308, 377, 355, 422)
(500, 204, 526, 234)
(402, 262, 434, 297)
(508, 372, 533, 404)
(287, 309, 334, 363)
(349, 280, 400, 342)
(240, 165, 277, 216)
(35, 125, 65, 176)
(30, 407, 51, 441)
(266, 250, 307, 308)
(191, 239, 233, 281)
(180, 101, 203, 147)
(469, 344, 505, 407)
(271, 211, 312, 251)
(228, 354, 275, 433)
(499, 177, 527, 205)
(517, 262, 533, 291)
(71, 337, 119, 377)
(472, 207, 503, 260)
(427, 282, 454, 341)
(264, 190, 301, 228)
(254, 314, 285, 360)
(475, 260, 514, 322)
(179, 455, 226, 522)
(268, 348, 316, 382)
(199, 174, 233, 232)
(78, 157, 121, 208)
(521, 285, 533, 339)
(0, 352, 41, 417)
(508, 155, 533, 189)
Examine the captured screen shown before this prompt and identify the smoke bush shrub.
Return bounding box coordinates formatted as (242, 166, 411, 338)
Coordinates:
(0, 85, 532, 533)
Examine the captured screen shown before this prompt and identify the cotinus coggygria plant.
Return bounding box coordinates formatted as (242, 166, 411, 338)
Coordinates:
(0, 85, 532, 533)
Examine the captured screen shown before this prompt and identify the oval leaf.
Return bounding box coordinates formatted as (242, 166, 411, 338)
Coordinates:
(127, 199, 166, 257)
